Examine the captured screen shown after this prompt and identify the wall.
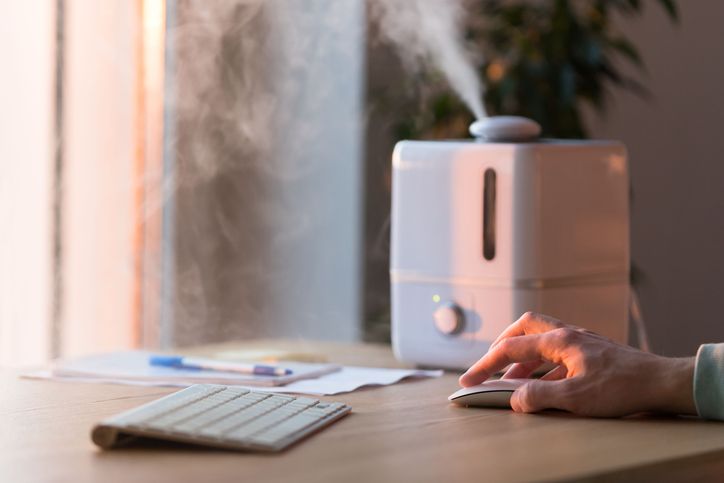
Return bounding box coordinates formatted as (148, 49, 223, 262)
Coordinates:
(587, 1, 724, 356)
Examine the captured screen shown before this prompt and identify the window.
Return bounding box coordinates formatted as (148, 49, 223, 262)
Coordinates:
(0, 0, 365, 366)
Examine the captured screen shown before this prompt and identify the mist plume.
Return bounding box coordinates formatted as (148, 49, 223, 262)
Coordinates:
(151, 0, 485, 346)
(368, 0, 487, 120)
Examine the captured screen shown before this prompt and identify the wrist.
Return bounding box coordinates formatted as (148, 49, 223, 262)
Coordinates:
(652, 356, 696, 415)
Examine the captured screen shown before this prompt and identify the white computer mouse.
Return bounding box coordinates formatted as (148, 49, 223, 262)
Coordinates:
(448, 378, 533, 408)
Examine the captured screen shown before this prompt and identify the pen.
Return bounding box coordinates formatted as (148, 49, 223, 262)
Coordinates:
(149, 355, 293, 376)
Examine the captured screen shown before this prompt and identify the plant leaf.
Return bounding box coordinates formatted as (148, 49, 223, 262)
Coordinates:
(608, 37, 644, 69)
(657, 0, 679, 22)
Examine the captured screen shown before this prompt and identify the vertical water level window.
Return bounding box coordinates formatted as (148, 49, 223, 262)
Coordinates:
(482, 168, 496, 261)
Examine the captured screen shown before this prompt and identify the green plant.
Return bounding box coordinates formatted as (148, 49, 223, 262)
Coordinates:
(397, 0, 678, 140)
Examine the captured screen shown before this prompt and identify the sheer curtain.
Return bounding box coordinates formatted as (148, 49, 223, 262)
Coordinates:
(0, 2, 55, 366)
(1, 1, 153, 365)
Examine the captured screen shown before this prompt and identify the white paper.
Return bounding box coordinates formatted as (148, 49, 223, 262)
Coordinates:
(255, 366, 443, 395)
(23, 353, 442, 396)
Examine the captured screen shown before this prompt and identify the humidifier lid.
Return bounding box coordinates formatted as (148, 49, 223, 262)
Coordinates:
(469, 116, 541, 142)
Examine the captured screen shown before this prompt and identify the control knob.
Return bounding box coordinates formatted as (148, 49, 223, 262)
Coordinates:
(433, 302, 464, 335)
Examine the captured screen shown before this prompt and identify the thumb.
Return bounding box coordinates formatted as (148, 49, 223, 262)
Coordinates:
(510, 379, 571, 413)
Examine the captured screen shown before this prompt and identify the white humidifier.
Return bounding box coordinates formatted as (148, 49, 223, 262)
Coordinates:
(390, 117, 630, 369)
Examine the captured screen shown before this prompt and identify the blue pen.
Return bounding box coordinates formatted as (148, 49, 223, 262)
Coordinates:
(150, 355, 293, 376)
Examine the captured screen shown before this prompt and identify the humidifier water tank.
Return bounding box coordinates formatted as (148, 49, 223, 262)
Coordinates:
(390, 139, 630, 369)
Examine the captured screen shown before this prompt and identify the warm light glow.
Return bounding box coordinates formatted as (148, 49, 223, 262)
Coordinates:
(432, 294, 441, 303)
(486, 61, 505, 82)
(143, 0, 165, 32)
(135, 0, 166, 346)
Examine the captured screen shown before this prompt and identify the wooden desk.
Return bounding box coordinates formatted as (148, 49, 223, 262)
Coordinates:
(2, 340, 723, 483)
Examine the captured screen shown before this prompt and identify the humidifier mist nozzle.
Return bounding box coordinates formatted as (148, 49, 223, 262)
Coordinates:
(469, 116, 541, 142)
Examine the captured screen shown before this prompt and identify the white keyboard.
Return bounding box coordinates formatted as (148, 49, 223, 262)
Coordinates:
(91, 384, 351, 452)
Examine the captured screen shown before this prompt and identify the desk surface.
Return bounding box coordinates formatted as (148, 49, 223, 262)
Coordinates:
(2, 340, 724, 483)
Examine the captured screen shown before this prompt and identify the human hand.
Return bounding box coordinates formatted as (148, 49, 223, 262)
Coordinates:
(459, 312, 696, 417)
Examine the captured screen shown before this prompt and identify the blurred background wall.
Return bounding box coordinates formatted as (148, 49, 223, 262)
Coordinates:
(586, 1, 724, 356)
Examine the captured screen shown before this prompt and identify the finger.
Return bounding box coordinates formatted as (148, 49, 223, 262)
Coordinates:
(540, 365, 568, 381)
(510, 379, 573, 413)
(489, 312, 564, 351)
(501, 360, 544, 380)
(460, 334, 562, 387)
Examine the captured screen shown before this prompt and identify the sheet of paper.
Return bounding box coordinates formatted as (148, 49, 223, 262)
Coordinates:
(252, 366, 443, 395)
(24, 354, 442, 396)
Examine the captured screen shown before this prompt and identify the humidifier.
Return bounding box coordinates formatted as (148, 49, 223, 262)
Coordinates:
(390, 117, 630, 369)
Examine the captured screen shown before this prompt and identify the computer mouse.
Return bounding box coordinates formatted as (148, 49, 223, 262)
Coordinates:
(448, 378, 533, 408)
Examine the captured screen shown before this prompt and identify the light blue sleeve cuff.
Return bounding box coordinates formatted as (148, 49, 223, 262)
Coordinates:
(693, 343, 724, 421)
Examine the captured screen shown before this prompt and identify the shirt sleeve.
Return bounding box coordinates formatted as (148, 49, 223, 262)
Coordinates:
(693, 343, 724, 420)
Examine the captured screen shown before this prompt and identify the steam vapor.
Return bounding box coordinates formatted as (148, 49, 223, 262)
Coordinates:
(368, 0, 487, 120)
(154, 0, 486, 345)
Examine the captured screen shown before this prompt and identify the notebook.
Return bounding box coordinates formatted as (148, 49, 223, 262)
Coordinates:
(49, 351, 341, 387)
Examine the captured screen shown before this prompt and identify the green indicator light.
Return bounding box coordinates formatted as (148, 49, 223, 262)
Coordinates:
(432, 294, 441, 303)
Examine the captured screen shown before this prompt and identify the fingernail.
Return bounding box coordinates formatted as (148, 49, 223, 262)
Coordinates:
(509, 392, 520, 412)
